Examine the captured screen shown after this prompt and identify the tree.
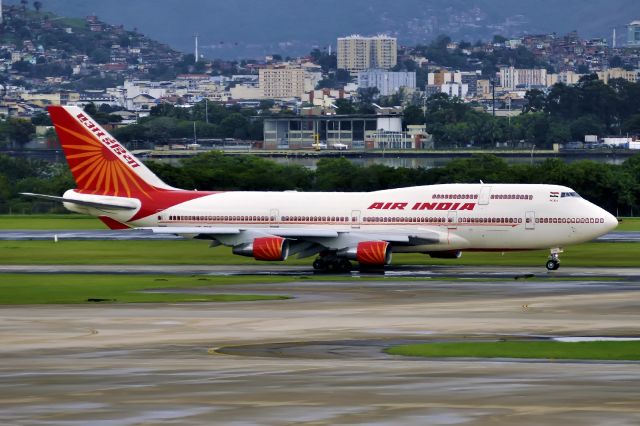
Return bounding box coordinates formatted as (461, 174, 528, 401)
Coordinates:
(356, 87, 379, 105)
(334, 99, 356, 115)
(33, 1, 42, 12)
(622, 114, 640, 135)
(402, 105, 425, 127)
(524, 89, 545, 113)
(7, 119, 36, 147)
(570, 115, 605, 140)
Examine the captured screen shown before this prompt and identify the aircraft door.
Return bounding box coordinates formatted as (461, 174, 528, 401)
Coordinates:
(525, 211, 535, 230)
(479, 186, 492, 205)
(270, 208, 279, 228)
(351, 210, 361, 229)
(447, 211, 457, 229)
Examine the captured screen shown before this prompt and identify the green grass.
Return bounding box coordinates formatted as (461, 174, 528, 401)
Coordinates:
(0, 239, 637, 267)
(616, 217, 640, 232)
(386, 341, 640, 361)
(0, 215, 103, 230)
(0, 274, 291, 304)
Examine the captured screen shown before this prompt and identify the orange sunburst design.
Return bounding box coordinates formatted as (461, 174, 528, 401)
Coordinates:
(54, 122, 155, 199)
(253, 237, 285, 261)
(356, 241, 389, 265)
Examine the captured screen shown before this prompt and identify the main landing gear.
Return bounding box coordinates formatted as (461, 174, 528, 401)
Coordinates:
(546, 248, 562, 271)
(312, 255, 352, 272)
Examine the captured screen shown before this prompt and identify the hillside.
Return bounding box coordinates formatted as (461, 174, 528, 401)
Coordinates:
(8, 0, 640, 59)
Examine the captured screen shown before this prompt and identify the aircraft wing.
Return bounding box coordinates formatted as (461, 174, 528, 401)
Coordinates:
(142, 226, 441, 246)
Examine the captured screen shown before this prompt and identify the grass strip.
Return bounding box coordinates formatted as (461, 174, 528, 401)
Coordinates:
(386, 341, 640, 361)
(0, 274, 291, 304)
(0, 240, 638, 267)
(0, 215, 103, 230)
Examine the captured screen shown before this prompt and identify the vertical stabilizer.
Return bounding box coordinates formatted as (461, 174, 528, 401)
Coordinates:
(48, 106, 177, 198)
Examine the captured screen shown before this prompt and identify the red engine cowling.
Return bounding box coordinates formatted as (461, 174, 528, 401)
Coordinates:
(232, 237, 289, 261)
(354, 241, 392, 265)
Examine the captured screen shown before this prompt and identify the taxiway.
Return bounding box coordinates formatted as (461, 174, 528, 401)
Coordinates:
(1, 266, 640, 424)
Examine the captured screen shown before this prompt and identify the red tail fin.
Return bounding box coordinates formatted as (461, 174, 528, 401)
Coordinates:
(48, 106, 176, 198)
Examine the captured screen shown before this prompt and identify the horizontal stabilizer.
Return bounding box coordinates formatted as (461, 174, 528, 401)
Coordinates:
(20, 193, 138, 211)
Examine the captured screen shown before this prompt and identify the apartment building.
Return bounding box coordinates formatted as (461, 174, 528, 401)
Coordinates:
(597, 67, 638, 84)
(358, 69, 416, 96)
(337, 35, 397, 73)
(259, 66, 305, 99)
(499, 67, 547, 90)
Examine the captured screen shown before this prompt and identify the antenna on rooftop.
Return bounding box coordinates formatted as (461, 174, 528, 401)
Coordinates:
(613, 28, 617, 48)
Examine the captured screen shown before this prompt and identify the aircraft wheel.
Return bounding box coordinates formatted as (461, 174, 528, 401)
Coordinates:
(312, 258, 326, 271)
(338, 258, 352, 272)
(325, 261, 337, 272)
(546, 259, 560, 271)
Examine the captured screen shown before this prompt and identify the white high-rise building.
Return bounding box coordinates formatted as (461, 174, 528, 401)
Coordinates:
(499, 67, 547, 90)
(337, 35, 397, 74)
(358, 69, 415, 96)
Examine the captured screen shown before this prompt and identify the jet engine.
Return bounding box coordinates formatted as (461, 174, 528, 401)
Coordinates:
(338, 241, 392, 265)
(232, 237, 289, 261)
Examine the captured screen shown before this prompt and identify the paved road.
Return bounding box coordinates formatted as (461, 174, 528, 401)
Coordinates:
(1, 267, 640, 424)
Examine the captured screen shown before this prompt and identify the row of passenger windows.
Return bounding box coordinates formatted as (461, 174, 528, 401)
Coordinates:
(431, 193, 534, 201)
(490, 194, 533, 200)
(432, 194, 478, 200)
(168, 215, 272, 222)
(282, 216, 350, 222)
(537, 217, 604, 224)
(165, 215, 603, 225)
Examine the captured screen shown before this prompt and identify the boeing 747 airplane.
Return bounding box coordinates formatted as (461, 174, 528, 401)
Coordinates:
(22, 106, 618, 271)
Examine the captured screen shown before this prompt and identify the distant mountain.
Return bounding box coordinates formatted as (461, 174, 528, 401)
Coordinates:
(7, 0, 640, 59)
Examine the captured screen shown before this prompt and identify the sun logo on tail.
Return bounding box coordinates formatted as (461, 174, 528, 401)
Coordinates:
(55, 123, 153, 198)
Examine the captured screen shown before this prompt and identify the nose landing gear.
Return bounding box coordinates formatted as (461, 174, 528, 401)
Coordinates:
(546, 248, 563, 271)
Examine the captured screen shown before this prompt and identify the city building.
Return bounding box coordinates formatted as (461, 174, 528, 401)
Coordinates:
(627, 21, 640, 47)
(337, 35, 397, 73)
(357, 69, 416, 96)
(262, 114, 402, 149)
(597, 68, 638, 84)
(499, 67, 547, 90)
(546, 71, 584, 86)
(259, 66, 305, 99)
(364, 125, 433, 150)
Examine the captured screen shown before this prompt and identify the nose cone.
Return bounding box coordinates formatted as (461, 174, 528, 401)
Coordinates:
(603, 211, 618, 233)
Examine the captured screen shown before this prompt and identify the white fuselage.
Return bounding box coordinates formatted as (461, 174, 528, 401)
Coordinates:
(70, 183, 618, 253)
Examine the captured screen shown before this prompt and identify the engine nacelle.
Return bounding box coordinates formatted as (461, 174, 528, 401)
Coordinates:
(232, 237, 289, 261)
(427, 250, 462, 259)
(338, 241, 392, 266)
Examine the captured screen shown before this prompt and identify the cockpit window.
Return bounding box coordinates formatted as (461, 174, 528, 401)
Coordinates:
(560, 192, 581, 198)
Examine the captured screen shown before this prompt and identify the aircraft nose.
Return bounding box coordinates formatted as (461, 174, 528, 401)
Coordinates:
(603, 211, 618, 232)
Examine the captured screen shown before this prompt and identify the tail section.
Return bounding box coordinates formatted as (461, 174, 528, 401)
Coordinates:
(48, 106, 177, 198)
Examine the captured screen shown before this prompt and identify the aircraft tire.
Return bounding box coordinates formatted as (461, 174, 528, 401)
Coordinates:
(546, 259, 560, 271)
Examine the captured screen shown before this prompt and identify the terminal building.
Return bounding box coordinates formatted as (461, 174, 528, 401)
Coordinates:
(262, 114, 402, 149)
(262, 114, 431, 150)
